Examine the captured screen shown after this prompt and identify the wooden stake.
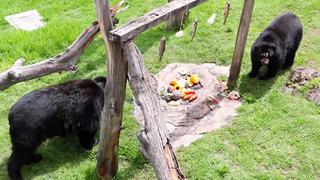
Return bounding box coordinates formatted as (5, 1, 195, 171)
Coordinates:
(227, 0, 255, 89)
(95, 0, 127, 179)
(125, 41, 185, 180)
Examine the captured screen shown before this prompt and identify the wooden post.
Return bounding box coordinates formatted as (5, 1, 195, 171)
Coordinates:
(124, 41, 185, 180)
(167, 0, 188, 30)
(95, 0, 127, 179)
(227, 0, 254, 89)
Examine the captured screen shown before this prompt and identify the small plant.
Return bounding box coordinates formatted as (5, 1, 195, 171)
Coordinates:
(217, 75, 228, 82)
(216, 164, 230, 178)
(299, 77, 320, 94)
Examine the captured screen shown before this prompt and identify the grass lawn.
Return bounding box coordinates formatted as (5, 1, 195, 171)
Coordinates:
(1, 0, 320, 179)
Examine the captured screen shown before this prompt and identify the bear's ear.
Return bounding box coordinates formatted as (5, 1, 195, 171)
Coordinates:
(270, 45, 277, 51)
(94, 76, 107, 89)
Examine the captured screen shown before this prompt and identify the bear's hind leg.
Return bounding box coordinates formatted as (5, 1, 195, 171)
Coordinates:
(259, 60, 279, 80)
(8, 144, 37, 180)
(25, 153, 43, 165)
(282, 49, 296, 69)
(78, 131, 97, 150)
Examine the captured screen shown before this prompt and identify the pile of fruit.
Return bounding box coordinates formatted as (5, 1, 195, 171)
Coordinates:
(160, 68, 203, 103)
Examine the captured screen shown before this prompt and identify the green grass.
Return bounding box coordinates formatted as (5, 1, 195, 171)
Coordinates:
(1, 0, 320, 179)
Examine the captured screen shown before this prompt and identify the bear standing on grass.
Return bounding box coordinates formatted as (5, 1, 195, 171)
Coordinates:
(7, 77, 106, 180)
(248, 12, 303, 80)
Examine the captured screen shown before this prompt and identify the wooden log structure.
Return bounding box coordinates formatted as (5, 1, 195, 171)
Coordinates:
(125, 41, 185, 180)
(227, 0, 255, 89)
(96, 0, 207, 179)
(95, 0, 127, 179)
(0, 0, 256, 179)
(0, 4, 123, 91)
(109, 0, 207, 42)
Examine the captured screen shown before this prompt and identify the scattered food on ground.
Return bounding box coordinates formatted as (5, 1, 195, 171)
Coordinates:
(134, 63, 242, 149)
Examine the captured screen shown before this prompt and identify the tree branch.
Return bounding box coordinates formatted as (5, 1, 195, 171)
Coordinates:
(0, 21, 100, 91)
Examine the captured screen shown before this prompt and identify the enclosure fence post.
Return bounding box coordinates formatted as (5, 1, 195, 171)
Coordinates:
(167, 0, 188, 30)
(227, 0, 255, 89)
(95, 0, 127, 179)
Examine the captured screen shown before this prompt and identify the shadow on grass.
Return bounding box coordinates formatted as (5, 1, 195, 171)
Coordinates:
(83, 151, 148, 180)
(238, 69, 290, 102)
(238, 75, 276, 102)
(0, 136, 92, 179)
(135, 24, 166, 54)
(114, 154, 149, 180)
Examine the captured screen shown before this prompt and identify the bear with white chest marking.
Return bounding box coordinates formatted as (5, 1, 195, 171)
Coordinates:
(248, 12, 303, 80)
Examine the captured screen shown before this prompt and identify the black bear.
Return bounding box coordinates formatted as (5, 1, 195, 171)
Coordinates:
(248, 12, 303, 80)
(7, 77, 106, 180)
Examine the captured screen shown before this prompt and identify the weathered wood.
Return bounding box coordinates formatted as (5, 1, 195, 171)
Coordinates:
(0, 22, 99, 91)
(110, 0, 207, 42)
(167, 0, 187, 30)
(227, 0, 255, 89)
(125, 41, 185, 180)
(95, 0, 127, 179)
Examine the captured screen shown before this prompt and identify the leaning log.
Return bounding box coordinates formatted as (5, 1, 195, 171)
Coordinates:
(227, 0, 255, 89)
(95, 0, 127, 179)
(0, 22, 99, 91)
(125, 41, 185, 180)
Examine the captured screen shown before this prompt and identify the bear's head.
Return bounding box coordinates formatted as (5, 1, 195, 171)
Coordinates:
(94, 76, 107, 90)
(253, 42, 278, 65)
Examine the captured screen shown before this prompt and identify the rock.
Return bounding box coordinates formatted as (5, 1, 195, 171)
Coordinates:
(227, 90, 240, 100)
(307, 88, 320, 105)
(168, 100, 181, 106)
(172, 90, 182, 101)
(288, 67, 318, 83)
(178, 67, 187, 76)
(175, 31, 184, 38)
(192, 83, 202, 90)
(164, 94, 172, 102)
(282, 86, 295, 94)
(186, 100, 211, 119)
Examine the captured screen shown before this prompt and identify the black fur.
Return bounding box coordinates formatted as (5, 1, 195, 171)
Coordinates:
(7, 77, 106, 180)
(248, 12, 303, 80)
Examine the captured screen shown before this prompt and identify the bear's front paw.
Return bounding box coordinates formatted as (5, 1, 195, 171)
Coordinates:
(26, 153, 43, 165)
(32, 153, 43, 163)
(259, 75, 272, 80)
(247, 71, 258, 78)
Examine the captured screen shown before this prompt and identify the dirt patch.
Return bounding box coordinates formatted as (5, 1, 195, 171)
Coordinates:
(309, 27, 320, 37)
(283, 67, 320, 105)
(134, 63, 242, 149)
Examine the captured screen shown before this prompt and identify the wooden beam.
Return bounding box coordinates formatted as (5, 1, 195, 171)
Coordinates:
(109, 0, 207, 42)
(95, 0, 127, 179)
(125, 41, 185, 180)
(227, 0, 255, 89)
